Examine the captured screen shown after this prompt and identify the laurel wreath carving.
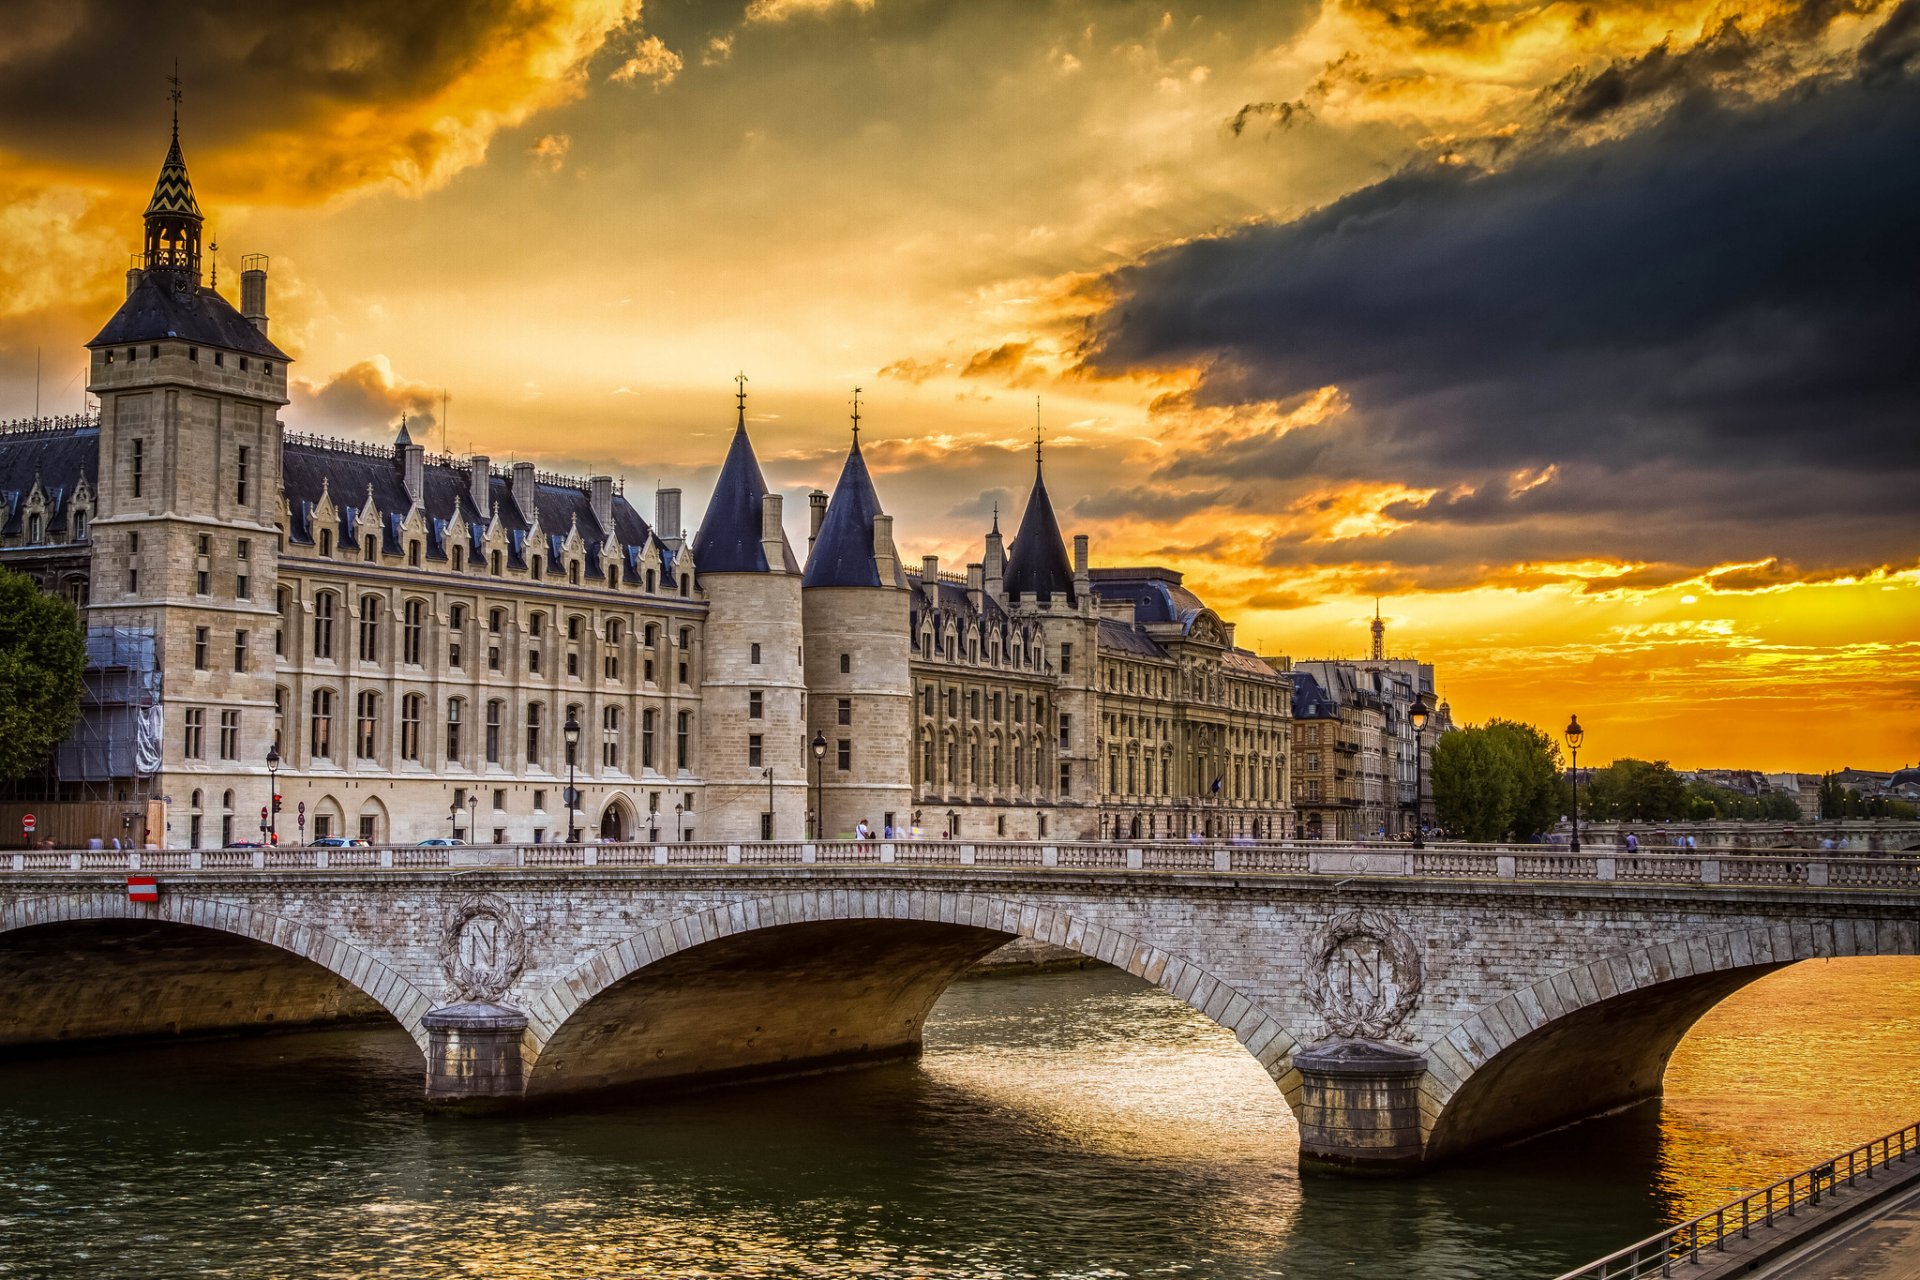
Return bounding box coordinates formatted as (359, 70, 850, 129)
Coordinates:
(438, 892, 530, 1003)
(1303, 908, 1424, 1039)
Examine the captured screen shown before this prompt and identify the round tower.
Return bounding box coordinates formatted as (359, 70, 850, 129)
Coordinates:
(801, 403, 914, 840)
(689, 380, 807, 842)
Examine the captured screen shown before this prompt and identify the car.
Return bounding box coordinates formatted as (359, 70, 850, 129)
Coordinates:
(310, 836, 370, 848)
(416, 837, 467, 847)
(224, 840, 265, 849)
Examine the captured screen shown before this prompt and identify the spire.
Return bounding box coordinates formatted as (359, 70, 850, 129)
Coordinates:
(1003, 441, 1074, 607)
(394, 416, 414, 449)
(692, 382, 799, 574)
(850, 385, 862, 448)
(143, 71, 204, 284)
(803, 418, 902, 589)
(991, 502, 1000, 536)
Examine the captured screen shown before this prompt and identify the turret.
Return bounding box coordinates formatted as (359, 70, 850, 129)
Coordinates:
(396, 420, 424, 505)
(801, 396, 913, 839)
(690, 377, 807, 842)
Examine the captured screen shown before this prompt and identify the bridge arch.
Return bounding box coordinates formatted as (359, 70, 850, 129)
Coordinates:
(525, 889, 1301, 1103)
(0, 890, 435, 1053)
(1424, 917, 1920, 1161)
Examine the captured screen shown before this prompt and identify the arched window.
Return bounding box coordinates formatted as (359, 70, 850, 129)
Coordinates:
(525, 701, 544, 765)
(485, 699, 503, 763)
(312, 592, 336, 659)
(408, 540, 422, 567)
(358, 595, 380, 661)
(402, 599, 426, 665)
(400, 694, 423, 761)
(645, 568, 656, 593)
(72, 510, 88, 541)
(355, 691, 379, 759)
(310, 689, 335, 758)
(489, 608, 504, 634)
(490, 550, 503, 575)
(446, 698, 464, 762)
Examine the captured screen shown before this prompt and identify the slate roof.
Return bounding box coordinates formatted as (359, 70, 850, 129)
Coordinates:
(1292, 670, 1339, 719)
(691, 420, 799, 575)
(1004, 461, 1074, 604)
(90, 274, 287, 360)
(0, 425, 98, 536)
(1096, 618, 1168, 659)
(803, 438, 904, 589)
(1089, 569, 1209, 632)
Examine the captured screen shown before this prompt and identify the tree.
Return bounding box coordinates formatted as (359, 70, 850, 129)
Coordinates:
(1429, 720, 1562, 840)
(0, 568, 85, 781)
(1584, 758, 1688, 822)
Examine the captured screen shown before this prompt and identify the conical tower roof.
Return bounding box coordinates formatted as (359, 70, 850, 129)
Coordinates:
(804, 436, 903, 588)
(1004, 458, 1074, 605)
(145, 128, 204, 222)
(691, 416, 799, 574)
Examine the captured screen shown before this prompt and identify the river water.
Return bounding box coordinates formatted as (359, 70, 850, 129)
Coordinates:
(1, 958, 1915, 1279)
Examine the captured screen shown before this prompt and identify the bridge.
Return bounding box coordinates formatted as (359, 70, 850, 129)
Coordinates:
(3, 839, 1915, 1173)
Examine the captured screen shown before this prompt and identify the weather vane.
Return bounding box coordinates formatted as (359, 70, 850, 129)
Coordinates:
(734, 371, 748, 426)
(850, 385, 862, 443)
(168, 59, 182, 133)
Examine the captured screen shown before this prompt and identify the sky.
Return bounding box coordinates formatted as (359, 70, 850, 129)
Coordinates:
(1, 0, 1915, 773)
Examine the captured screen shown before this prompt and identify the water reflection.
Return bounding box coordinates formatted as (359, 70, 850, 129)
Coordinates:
(0, 960, 1914, 1279)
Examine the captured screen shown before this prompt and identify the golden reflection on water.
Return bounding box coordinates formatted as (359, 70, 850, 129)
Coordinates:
(1657, 955, 1920, 1222)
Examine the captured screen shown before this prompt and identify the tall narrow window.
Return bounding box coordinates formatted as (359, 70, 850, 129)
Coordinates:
(675, 711, 690, 771)
(313, 592, 336, 660)
(311, 690, 334, 759)
(446, 699, 464, 763)
(402, 599, 424, 665)
(131, 439, 144, 497)
(235, 538, 251, 598)
(748, 734, 763, 768)
(602, 705, 620, 769)
(526, 701, 543, 765)
(400, 694, 422, 761)
(749, 691, 764, 720)
(219, 710, 239, 760)
(837, 738, 851, 771)
(485, 700, 502, 764)
(642, 708, 656, 770)
(183, 708, 205, 759)
(236, 445, 250, 505)
(233, 630, 249, 671)
(193, 627, 209, 670)
(126, 531, 140, 593)
(358, 596, 379, 661)
(356, 691, 379, 760)
(837, 697, 852, 726)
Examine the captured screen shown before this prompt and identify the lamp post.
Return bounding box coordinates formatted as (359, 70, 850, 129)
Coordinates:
(811, 730, 827, 840)
(673, 802, 684, 843)
(265, 744, 280, 843)
(468, 793, 479, 844)
(1565, 714, 1584, 853)
(1409, 698, 1429, 848)
(563, 709, 582, 843)
(764, 766, 775, 841)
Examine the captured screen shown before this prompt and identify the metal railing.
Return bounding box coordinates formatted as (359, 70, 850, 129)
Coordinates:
(4, 840, 1918, 890)
(1554, 1121, 1920, 1280)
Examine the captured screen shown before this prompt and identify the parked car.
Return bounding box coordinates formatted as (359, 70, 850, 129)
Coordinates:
(310, 836, 370, 848)
(416, 838, 467, 847)
(224, 840, 265, 849)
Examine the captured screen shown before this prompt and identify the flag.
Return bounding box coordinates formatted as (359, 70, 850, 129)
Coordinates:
(1209, 775, 1223, 795)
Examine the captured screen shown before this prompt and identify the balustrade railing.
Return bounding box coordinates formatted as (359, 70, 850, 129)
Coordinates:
(3, 840, 1916, 890)
(1554, 1121, 1920, 1280)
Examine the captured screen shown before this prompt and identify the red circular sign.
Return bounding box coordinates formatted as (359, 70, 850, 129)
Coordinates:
(21, 814, 34, 833)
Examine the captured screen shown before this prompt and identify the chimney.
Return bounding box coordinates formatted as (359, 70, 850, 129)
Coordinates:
(589, 475, 614, 533)
(808, 488, 828, 549)
(125, 266, 144, 298)
(654, 486, 682, 549)
(239, 254, 269, 336)
(1073, 534, 1091, 612)
(401, 441, 424, 505)
(922, 554, 939, 586)
(468, 456, 491, 512)
(967, 562, 984, 612)
(1224, 622, 1236, 649)
(511, 461, 536, 521)
(760, 492, 785, 571)
(872, 513, 897, 584)
(983, 528, 1004, 599)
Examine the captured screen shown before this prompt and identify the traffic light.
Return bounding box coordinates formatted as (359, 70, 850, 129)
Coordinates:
(272, 792, 283, 814)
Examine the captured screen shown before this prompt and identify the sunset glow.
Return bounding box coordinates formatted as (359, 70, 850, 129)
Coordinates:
(2, 0, 1915, 771)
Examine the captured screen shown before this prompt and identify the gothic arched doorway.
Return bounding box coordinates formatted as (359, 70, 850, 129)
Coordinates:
(599, 798, 632, 842)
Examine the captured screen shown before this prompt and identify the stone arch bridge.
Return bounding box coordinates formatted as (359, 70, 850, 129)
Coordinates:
(2, 840, 1915, 1173)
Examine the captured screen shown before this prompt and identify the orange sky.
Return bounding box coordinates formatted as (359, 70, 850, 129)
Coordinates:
(1, 0, 1914, 773)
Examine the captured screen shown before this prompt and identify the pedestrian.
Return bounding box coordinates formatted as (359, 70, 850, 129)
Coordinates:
(1625, 831, 1639, 854)
(882, 821, 894, 840)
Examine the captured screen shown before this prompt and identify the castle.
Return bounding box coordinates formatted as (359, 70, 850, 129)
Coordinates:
(0, 119, 1320, 848)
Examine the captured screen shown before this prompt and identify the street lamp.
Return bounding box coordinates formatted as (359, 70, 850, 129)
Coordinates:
(811, 730, 828, 839)
(563, 709, 582, 843)
(468, 793, 479, 844)
(1409, 699, 1429, 849)
(674, 801, 684, 843)
(1564, 714, 1585, 853)
(265, 744, 280, 843)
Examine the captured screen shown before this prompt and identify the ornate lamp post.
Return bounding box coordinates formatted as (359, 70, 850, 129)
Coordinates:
(265, 744, 280, 843)
(563, 709, 582, 843)
(468, 793, 479, 844)
(1409, 699, 1429, 848)
(1565, 713, 1585, 853)
(811, 730, 827, 839)
(674, 801, 685, 843)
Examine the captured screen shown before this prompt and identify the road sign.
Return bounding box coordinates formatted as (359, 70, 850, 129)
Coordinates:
(127, 876, 159, 902)
(21, 814, 34, 835)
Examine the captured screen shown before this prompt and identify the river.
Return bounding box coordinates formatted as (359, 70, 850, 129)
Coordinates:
(1, 958, 1915, 1279)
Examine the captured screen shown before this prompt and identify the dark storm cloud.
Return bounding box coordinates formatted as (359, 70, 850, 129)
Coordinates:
(1082, 62, 1920, 577)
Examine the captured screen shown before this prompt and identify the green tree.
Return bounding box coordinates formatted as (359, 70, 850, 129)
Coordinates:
(0, 568, 85, 781)
(1429, 720, 1563, 840)
(1584, 758, 1688, 822)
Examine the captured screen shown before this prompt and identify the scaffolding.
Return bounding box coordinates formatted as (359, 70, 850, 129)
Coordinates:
(52, 625, 163, 791)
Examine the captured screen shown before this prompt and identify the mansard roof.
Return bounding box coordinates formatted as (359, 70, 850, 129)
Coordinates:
(1003, 461, 1074, 604)
(691, 421, 799, 574)
(804, 439, 904, 589)
(1096, 617, 1169, 660)
(1089, 568, 1208, 632)
(0, 422, 97, 537)
(89, 274, 287, 360)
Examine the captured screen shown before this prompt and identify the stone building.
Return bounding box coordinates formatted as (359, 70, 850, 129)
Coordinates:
(2, 118, 1311, 847)
(1290, 650, 1439, 841)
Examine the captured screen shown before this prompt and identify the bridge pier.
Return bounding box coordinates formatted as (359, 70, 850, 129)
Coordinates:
(1291, 1040, 1430, 1173)
(421, 1003, 529, 1110)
